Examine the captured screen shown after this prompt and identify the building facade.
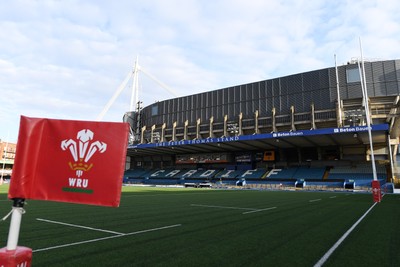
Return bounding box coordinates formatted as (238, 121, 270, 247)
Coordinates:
(125, 59, 400, 173)
(0, 140, 17, 178)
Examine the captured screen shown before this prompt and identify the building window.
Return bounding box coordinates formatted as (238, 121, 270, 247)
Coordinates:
(151, 105, 158, 116)
(346, 68, 361, 83)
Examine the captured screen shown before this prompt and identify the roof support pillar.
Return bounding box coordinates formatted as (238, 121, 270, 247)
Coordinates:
(272, 107, 277, 132)
(140, 126, 146, 144)
(311, 103, 316, 130)
(290, 106, 296, 131)
(196, 118, 201, 139)
(238, 112, 243, 136)
(150, 125, 156, 143)
(183, 120, 188, 140)
(161, 123, 166, 142)
(172, 122, 177, 141)
(209, 116, 214, 138)
(254, 110, 259, 134)
(223, 115, 228, 137)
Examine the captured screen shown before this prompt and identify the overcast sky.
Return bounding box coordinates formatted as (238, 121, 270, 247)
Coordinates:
(1, 0, 399, 142)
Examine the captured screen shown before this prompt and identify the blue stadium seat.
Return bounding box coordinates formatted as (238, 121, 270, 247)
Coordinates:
(214, 170, 242, 179)
(293, 167, 326, 180)
(265, 168, 298, 179)
(237, 169, 268, 179)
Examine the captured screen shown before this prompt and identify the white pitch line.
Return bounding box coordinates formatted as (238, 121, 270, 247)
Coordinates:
(309, 199, 322, 202)
(242, 207, 277, 214)
(314, 202, 377, 267)
(36, 218, 124, 235)
(191, 204, 256, 211)
(123, 191, 231, 198)
(329, 196, 337, 199)
(33, 224, 182, 253)
(191, 204, 276, 214)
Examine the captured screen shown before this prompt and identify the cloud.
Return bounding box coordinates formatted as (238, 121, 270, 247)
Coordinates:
(0, 0, 400, 141)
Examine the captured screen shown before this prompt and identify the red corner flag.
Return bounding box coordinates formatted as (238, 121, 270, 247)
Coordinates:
(8, 116, 129, 207)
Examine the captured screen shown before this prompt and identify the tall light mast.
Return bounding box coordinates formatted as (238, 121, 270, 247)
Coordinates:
(130, 56, 140, 113)
(97, 56, 178, 122)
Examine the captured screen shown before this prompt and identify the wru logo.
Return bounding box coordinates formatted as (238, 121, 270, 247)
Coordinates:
(61, 129, 107, 177)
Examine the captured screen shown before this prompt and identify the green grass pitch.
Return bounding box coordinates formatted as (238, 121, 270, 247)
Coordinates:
(1, 185, 399, 266)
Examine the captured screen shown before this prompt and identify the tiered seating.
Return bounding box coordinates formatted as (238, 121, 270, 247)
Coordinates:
(214, 169, 269, 186)
(142, 168, 181, 185)
(293, 167, 326, 180)
(265, 168, 298, 179)
(173, 169, 200, 179)
(165, 169, 218, 186)
(124, 168, 150, 178)
(214, 170, 242, 179)
(191, 169, 220, 179)
(213, 170, 241, 186)
(328, 164, 386, 180)
(245, 167, 308, 188)
(237, 168, 295, 187)
(231, 169, 268, 186)
(264, 167, 342, 189)
(303, 180, 344, 189)
(123, 162, 387, 190)
(327, 163, 387, 189)
(149, 169, 181, 178)
(143, 178, 178, 185)
(237, 169, 268, 179)
(124, 168, 152, 183)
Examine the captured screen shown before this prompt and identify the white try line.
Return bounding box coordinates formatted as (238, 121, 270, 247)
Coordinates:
(191, 204, 277, 214)
(309, 199, 322, 202)
(242, 207, 277, 214)
(33, 224, 182, 253)
(37, 218, 125, 235)
(314, 202, 377, 267)
(123, 191, 232, 198)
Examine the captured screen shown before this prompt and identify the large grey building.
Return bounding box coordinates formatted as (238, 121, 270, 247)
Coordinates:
(125, 59, 400, 173)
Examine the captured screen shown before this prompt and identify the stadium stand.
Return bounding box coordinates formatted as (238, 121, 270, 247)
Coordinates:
(122, 59, 400, 192)
(123, 161, 390, 191)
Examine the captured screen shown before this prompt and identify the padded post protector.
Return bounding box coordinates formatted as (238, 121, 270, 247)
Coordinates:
(0, 246, 32, 267)
(372, 180, 381, 203)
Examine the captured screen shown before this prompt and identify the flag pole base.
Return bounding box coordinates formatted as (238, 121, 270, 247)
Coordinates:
(0, 198, 32, 266)
(0, 246, 32, 267)
(372, 180, 382, 203)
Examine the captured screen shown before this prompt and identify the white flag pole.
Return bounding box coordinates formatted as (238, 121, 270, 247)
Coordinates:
(6, 198, 25, 250)
(358, 37, 378, 181)
(334, 54, 343, 127)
